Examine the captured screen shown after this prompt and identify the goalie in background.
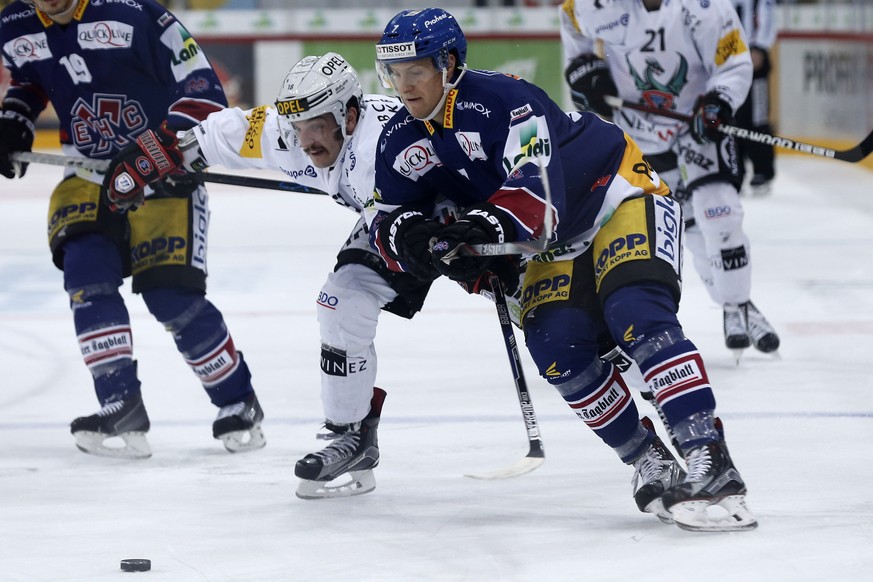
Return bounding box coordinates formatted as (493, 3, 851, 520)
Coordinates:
(370, 7, 757, 532)
(560, 0, 780, 360)
(0, 0, 264, 458)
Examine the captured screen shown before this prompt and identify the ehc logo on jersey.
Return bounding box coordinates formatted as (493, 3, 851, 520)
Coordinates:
(70, 93, 147, 156)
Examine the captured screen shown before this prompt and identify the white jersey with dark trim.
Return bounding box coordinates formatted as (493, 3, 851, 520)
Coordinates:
(560, 0, 752, 115)
(191, 94, 403, 217)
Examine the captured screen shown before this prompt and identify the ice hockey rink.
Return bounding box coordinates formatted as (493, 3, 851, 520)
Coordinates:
(0, 153, 871, 581)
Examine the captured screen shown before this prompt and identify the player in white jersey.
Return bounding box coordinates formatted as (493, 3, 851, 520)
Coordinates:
(732, 0, 778, 194)
(103, 52, 443, 499)
(560, 0, 779, 359)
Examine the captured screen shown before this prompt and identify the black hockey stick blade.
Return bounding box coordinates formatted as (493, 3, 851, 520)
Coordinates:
(604, 96, 873, 163)
(11, 151, 328, 195)
(465, 275, 545, 480)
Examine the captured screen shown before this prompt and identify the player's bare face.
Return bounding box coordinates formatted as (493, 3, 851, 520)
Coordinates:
(386, 59, 445, 120)
(32, 0, 76, 23)
(292, 113, 343, 168)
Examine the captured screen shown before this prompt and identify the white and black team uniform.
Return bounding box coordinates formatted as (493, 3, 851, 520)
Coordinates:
(732, 0, 777, 191)
(560, 0, 779, 356)
(186, 93, 430, 428)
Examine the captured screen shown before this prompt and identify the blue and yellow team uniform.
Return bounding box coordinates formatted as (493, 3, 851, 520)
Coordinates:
(0, 0, 252, 413)
(372, 68, 716, 456)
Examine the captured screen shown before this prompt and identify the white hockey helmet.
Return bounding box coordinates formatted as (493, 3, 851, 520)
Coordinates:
(274, 53, 364, 147)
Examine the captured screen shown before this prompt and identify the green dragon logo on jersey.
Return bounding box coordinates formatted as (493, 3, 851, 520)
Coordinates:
(627, 55, 689, 111)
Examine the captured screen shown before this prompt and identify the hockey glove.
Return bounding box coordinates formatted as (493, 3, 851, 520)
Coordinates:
(102, 121, 184, 212)
(0, 104, 35, 179)
(564, 53, 618, 119)
(377, 207, 443, 281)
(690, 92, 733, 144)
(431, 203, 515, 282)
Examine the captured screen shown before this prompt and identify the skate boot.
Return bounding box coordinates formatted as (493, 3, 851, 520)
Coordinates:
(723, 303, 751, 354)
(742, 301, 780, 353)
(629, 417, 686, 524)
(295, 387, 386, 500)
(661, 432, 757, 532)
(71, 393, 152, 459)
(213, 392, 266, 453)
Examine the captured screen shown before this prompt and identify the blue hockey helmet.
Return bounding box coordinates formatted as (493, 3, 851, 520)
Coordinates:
(375, 8, 467, 73)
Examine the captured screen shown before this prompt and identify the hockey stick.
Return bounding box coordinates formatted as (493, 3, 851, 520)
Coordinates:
(604, 95, 873, 163)
(465, 274, 545, 480)
(11, 151, 328, 195)
(461, 154, 556, 257)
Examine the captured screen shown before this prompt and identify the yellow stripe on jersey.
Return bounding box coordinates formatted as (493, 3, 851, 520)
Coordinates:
(561, 0, 581, 33)
(240, 106, 268, 159)
(616, 135, 671, 197)
(715, 28, 748, 67)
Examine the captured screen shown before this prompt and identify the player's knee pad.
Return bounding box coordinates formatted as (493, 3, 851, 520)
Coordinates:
(690, 182, 746, 248)
(142, 288, 247, 399)
(61, 233, 124, 290)
(523, 304, 601, 383)
(318, 264, 393, 354)
(602, 283, 683, 357)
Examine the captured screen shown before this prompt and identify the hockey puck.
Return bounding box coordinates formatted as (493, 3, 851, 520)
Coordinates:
(120, 559, 151, 572)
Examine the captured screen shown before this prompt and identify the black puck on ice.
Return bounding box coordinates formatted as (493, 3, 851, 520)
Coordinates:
(120, 559, 151, 572)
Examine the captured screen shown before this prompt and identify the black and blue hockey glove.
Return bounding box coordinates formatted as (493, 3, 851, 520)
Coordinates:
(691, 92, 733, 144)
(431, 203, 515, 282)
(0, 104, 35, 179)
(564, 53, 618, 119)
(377, 207, 442, 281)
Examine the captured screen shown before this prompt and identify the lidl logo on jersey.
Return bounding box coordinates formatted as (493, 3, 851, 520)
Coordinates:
(502, 116, 551, 176)
(4, 33, 51, 67)
(77, 21, 134, 50)
(161, 23, 209, 82)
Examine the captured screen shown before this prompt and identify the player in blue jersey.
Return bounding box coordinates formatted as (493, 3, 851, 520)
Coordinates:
(0, 0, 264, 458)
(370, 7, 757, 532)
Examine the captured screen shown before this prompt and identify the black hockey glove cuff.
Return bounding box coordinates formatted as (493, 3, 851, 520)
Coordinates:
(564, 53, 618, 119)
(431, 203, 515, 282)
(0, 104, 35, 179)
(377, 207, 442, 281)
(691, 92, 734, 144)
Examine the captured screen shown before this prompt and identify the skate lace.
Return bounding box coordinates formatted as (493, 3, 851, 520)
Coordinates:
(312, 431, 361, 464)
(723, 307, 747, 336)
(685, 446, 713, 482)
(632, 448, 668, 489)
(215, 401, 245, 420)
(744, 303, 773, 340)
(97, 400, 126, 417)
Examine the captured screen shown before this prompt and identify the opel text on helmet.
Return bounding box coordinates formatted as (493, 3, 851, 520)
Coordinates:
(274, 52, 364, 147)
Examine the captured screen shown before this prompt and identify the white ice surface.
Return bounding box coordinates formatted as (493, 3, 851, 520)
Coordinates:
(1, 156, 871, 581)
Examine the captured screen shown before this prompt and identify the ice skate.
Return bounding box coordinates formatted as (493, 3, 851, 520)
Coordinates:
(213, 392, 266, 453)
(661, 438, 757, 532)
(295, 388, 386, 500)
(723, 304, 750, 363)
(742, 301, 780, 354)
(70, 393, 152, 459)
(629, 417, 686, 524)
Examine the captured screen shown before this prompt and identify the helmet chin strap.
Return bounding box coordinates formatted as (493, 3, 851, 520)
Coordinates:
(414, 66, 467, 122)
